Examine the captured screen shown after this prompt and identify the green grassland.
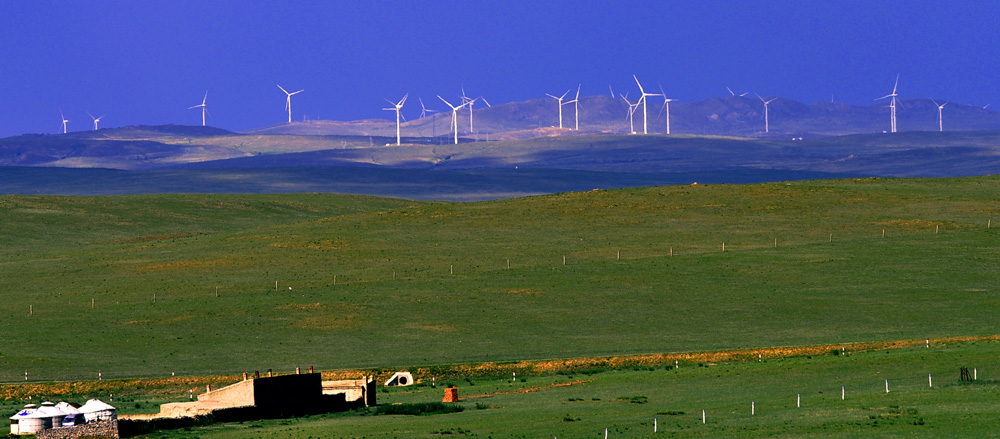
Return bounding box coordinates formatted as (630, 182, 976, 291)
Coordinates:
(132, 339, 1000, 439)
(0, 177, 997, 384)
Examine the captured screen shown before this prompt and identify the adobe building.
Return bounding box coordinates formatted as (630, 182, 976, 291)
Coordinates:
(127, 372, 375, 420)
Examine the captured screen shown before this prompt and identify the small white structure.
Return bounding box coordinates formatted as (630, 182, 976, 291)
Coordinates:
(79, 399, 117, 422)
(9, 405, 37, 435)
(36, 402, 66, 431)
(55, 402, 84, 427)
(9, 405, 50, 435)
(383, 371, 414, 387)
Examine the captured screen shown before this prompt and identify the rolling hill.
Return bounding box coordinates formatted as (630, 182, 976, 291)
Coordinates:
(247, 95, 1000, 138)
(0, 176, 997, 381)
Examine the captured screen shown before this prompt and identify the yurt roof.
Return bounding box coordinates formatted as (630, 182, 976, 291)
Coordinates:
(9, 408, 36, 420)
(55, 402, 81, 414)
(79, 399, 116, 412)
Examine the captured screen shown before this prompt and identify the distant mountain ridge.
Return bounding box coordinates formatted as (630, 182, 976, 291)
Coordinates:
(1, 98, 998, 200)
(245, 95, 1000, 138)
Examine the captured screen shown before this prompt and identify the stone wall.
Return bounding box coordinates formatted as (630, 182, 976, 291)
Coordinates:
(36, 419, 118, 439)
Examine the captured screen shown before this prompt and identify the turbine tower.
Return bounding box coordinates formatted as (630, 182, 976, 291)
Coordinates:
(438, 95, 468, 145)
(875, 75, 899, 133)
(546, 90, 570, 129)
(633, 75, 663, 134)
(419, 97, 439, 139)
(188, 91, 208, 126)
(621, 94, 639, 134)
(931, 99, 947, 132)
(59, 109, 69, 134)
(460, 87, 479, 134)
(566, 84, 581, 130)
(277, 84, 304, 124)
(383, 93, 408, 146)
(756, 93, 777, 133)
(659, 84, 676, 135)
(86, 111, 104, 131)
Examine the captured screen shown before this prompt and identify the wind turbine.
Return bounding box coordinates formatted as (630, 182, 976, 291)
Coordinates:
(875, 75, 899, 133)
(755, 93, 777, 133)
(658, 84, 676, 134)
(566, 84, 581, 130)
(633, 75, 663, 134)
(419, 97, 437, 118)
(188, 91, 208, 126)
(383, 93, 408, 146)
(277, 84, 304, 124)
(438, 95, 467, 145)
(459, 87, 479, 134)
(546, 90, 570, 129)
(419, 97, 439, 139)
(931, 99, 947, 132)
(86, 111, 104, 131)
(59, 109, 69, 134)
(621, 94, 639, 134)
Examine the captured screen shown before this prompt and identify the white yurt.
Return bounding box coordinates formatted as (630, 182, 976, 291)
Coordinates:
(9, 405, 36, 435)
(79, 399, 117, 422)
(9, 404, 50, 435)
(36, 402, 66, 430)
(55, 402, 85, 427)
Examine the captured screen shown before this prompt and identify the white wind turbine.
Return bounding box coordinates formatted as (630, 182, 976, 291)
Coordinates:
(460, 87, 479, 133)
(566, 84, 582, 130)
(633, 75, 663, 134)
(621, 94, 639, 134)
(875, 75, 899, 133)
(188, 91, 208, 126)
(59, 109, 69, 134)
(86, 111, 104, 131)
(546, 90, 570, 129)
(931, 99, 947, 132)
(755, 93, 777, 133)
(277, 84, 304, 123)
(418, 97, 437, 119)
(419, 97, 439, 139)
(438, 95, 468, 145)
(658, 84, 676, 134)
(383, 93, 408, 146)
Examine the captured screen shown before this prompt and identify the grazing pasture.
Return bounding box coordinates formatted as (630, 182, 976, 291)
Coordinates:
(0, 177, 997, 384)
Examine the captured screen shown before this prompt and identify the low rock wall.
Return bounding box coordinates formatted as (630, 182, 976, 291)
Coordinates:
(36, 419, 119, 439)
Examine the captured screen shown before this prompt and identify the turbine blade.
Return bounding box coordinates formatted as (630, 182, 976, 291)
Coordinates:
(727, 86, 735, 96)
(438, 95, 455, 109)
(277, 84, 289, 94)
(633, 74, 644, 93)
(575, 84, 581, 99)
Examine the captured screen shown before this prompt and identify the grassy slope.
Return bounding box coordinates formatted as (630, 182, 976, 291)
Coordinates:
(0, 177, 997, 383)
(142, 340, 1000, 439)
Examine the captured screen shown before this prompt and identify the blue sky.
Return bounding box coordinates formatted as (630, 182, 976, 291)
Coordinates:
(1, 0, 997, 137)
